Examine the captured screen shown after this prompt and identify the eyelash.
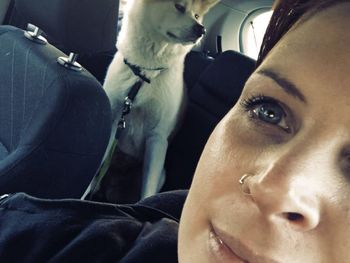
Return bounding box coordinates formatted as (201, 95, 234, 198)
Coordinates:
(241, 94, 272, 109)
(240, 94, 291, 133)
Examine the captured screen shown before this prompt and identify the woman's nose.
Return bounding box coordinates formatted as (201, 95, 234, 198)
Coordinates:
(244, 162, 322, 232)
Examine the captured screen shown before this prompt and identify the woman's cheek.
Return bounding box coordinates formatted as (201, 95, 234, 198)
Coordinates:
(192, 110, 263, 194)
(220, 109, 267, 160)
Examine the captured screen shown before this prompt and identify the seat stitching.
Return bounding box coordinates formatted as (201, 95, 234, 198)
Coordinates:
(10, 39, 16, 151)
(41, 60, 49, 97)
(22, 45, 33, 128)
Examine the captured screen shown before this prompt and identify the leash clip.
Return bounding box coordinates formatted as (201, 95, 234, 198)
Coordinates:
(118, 118, 126, 129)
(122, 96, 133, 115)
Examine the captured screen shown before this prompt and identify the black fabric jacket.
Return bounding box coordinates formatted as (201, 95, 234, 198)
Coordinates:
(0, 191, 187, 262)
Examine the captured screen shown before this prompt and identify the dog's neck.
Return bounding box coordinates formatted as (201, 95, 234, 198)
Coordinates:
(117, 14, 193, 69)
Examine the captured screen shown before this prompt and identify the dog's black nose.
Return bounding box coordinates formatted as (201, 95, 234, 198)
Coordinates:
(193, 24, 206, 38)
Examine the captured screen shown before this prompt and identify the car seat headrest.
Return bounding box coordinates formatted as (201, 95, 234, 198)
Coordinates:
(11, 0, 119, 54)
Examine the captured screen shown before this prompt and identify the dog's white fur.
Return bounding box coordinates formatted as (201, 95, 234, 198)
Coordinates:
(102, 0, 218, 198)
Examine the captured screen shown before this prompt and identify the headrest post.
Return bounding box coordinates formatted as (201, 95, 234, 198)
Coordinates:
(68, 53, 79, 64)
(24, 23, 48, 45)
(33, 27, 39, 37)
(57, 52, 83, 72)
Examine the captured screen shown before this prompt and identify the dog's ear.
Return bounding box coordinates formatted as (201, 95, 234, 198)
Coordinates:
(201, 0, 219, 14)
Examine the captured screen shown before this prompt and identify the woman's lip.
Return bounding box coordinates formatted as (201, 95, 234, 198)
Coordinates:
(208, 225, 249, 263)
(210, 223, 280, 263)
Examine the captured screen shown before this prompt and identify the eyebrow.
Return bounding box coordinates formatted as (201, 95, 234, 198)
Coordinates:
(256, 69, 307, 103)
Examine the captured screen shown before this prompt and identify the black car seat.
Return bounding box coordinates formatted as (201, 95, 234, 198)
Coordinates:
(183, 51, 214, 91)
(163, 50, 256, 191)
(3, 0, 119, 83)
(0, 25, 112, 198)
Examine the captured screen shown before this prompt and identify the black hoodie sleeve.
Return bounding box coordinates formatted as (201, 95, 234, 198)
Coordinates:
(0, 191, 186, 263)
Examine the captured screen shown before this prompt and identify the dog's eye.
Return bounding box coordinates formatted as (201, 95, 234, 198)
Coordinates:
(175, 3, 186, 13)
(194, 14, 200, 20)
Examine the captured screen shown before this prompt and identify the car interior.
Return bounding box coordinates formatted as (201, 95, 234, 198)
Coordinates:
(0, 0, 273, 199)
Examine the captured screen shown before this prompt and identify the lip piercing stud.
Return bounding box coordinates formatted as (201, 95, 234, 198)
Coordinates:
(239, 174, 253, 195)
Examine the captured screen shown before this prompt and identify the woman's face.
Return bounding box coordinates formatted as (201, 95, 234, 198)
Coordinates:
(179, 4, 350, 263)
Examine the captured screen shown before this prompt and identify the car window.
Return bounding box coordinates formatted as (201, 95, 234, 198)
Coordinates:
(240, 9, 273, 60)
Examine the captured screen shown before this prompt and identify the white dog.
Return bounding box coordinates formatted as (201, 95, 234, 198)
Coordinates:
(94, 0, 218, 202)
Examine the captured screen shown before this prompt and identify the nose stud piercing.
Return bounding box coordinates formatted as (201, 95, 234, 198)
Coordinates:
(239, 174, 253, 195)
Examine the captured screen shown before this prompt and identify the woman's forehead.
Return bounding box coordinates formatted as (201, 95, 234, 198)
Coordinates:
(258, 3, 350, 101)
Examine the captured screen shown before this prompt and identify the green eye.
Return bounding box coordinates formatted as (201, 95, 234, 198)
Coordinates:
(175, 3, 186, 13)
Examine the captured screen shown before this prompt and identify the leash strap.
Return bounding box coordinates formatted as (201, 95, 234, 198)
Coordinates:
(115, 80, 143, 138)
(86, 58, 166, 199)
(94, 138, 118, 186)
(88, 80, 144, 198)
